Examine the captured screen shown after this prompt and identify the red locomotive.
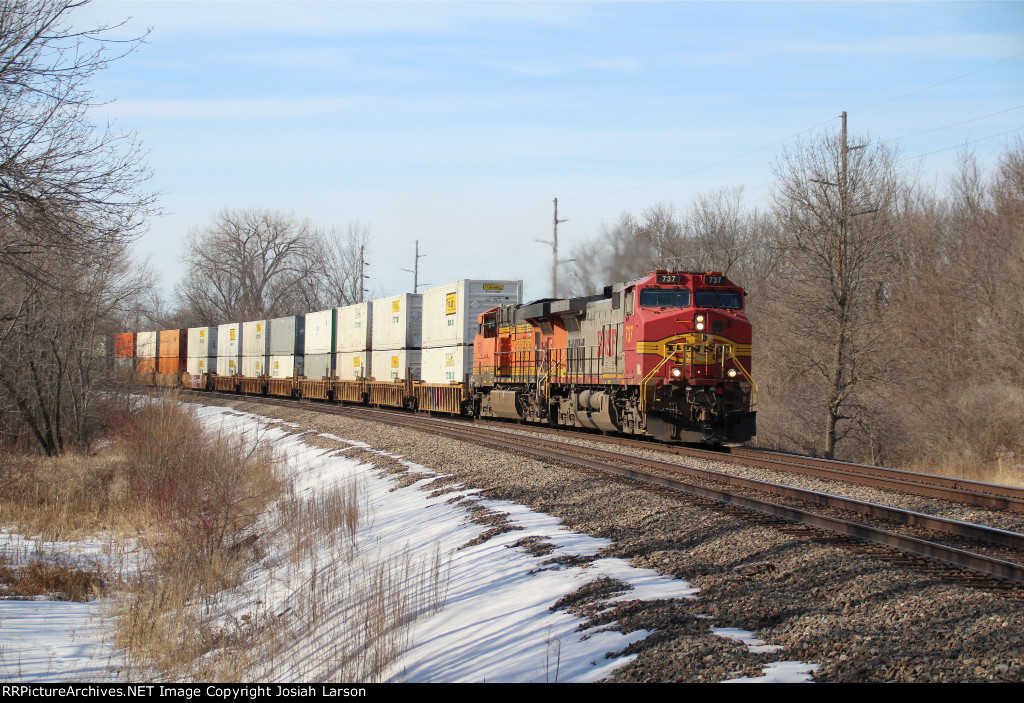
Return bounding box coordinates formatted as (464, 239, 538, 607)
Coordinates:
(471, 270, 757, 443)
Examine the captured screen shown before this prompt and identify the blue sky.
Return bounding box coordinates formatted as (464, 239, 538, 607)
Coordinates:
(75, 1, 1024, 300)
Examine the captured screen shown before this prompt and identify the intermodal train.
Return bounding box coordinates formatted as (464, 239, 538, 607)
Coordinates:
(114, 271, 757, 445)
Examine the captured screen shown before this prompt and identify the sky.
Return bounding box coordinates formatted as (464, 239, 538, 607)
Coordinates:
(0, 403, 818, 682)
(71, 0, 1024, 301)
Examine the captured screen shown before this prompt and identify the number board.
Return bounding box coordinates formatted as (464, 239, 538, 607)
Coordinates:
(705, 275, 726, 285)
(656, 274, 683, 284)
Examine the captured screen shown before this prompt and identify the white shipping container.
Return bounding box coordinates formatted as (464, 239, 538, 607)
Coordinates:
(421, 345, 473, 384)
(421, 280, 522, 349)
(242, 320, 269, 358)
(304, 353, 333, 379)
(217, 323, 241, 363)
(269, 355, 303, 379)
(217, 356, 240, 375)
(241, 356, 267, 378)
(137, 331, 157, 358)
(370, 349, 421, 381)
(336, 302, 372, 352)
(187, 357, 217, 375)
(371, 295, 422, 351)
(187, 327, 218, 360)
(334, 351, 371, 381)
(305, 308, 335, 355)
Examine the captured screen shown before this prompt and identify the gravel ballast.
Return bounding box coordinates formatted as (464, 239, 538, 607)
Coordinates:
(193, 397, 1024, 683)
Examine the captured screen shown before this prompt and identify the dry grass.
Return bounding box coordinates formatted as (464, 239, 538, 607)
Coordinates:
(0, 552, 107, 601)
(1, 391, 451, 681)
(257, 478, 451, 682)
(0, 451, 138, 542)
(905, 386, 1024, 488)
(112, 396, 285, 680)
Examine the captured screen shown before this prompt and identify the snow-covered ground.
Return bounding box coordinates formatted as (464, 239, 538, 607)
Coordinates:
(0, 404, 818, 683)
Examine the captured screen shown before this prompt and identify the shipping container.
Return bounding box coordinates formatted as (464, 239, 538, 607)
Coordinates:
(137, 331, 157, 359)
(370, 349, 420, 381)
(304, 352, 333, 379)
(371, 295, 422, 351)
(336, 302, 373, 352)
(158, 329, 188, 359)
(217, 356, 240, 375)
(157, 357, 184, 375)
(421, 280, 522, 349)
(334, 352, 370, 381)
(114, 333, 135, 358)
(241, 355, 267, 378)
(217, 323, 242, 364)
(136, 357, 156, 374)
(115, 357, 134, 371)
(187, 327, 218, 359)
(421, 345, 473, 384)
(241, 320, 269, 358)
(270, 315, 305, 356)
(269, 355, 304, 379)
(186, 357, 216, 375)
(305, 308, 336, 355)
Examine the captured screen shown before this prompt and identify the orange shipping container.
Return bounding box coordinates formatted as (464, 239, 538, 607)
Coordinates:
(136, 358, 157, 374)
(157, 357, 185, 374)
(114, 333, 135, 358)
(158, 329, 188, 359)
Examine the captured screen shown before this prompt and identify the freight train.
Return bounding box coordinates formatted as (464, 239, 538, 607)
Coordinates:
(114, 271, 756, 445)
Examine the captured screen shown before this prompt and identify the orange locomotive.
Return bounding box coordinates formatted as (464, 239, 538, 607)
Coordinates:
(472, 270, 756, 443)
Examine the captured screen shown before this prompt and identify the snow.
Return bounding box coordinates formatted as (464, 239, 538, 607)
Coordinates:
(0, 403, 819, 683)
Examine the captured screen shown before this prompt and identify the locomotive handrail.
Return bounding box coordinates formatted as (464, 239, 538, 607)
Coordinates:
(728, 353, 759, 410)
(639, 349, 680, 412)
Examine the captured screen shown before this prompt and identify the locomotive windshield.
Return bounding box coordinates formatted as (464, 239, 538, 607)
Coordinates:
(694, 289, 742, 309)
(639, 288, 691, 308)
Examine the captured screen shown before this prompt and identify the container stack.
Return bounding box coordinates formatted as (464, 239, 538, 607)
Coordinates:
(217, 323, 242, 376)
(370, 294, 421, 381)
(304, 308, 335, 379)
(420, 280, 522, 383)
(269, 315, 306, 379)
(113, 333, 135, 371)
(136, 331, 158, 375)
(241, 319, 269, 377)
(158, 329, 188, 375)
(186, 326, 218, 376)
(335, 302, 373, 380)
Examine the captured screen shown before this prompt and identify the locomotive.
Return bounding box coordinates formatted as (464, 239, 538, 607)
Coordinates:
(472, 270, 756, 443)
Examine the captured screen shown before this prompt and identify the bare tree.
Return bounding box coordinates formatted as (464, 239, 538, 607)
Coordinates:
(0, 0, 154, 271)
(564, 211, 654, 295)
(306, 221, 371, 308)
(175, 208, 372, 323)
(768, 123, 904, 459)
(0, 1, 156, 455)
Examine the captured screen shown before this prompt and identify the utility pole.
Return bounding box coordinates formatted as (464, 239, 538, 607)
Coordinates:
(536, 198, 569, 298)
(408, 240, 425, 293)
(358, 244, 368, 303)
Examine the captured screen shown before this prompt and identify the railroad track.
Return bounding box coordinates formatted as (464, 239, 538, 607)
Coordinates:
(187, 390, 1024, 588)
(471, 417, 1024, 513)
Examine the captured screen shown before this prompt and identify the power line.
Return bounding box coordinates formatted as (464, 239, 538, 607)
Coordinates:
(850, 52, 1024, 115)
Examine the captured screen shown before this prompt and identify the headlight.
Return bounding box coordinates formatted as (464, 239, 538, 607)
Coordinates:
(670, 367, 683, 378)
(695, 314, 705, 331)
(727, 368, 738, 378)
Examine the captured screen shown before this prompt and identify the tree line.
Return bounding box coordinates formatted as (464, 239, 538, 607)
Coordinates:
(566, 131, 1024, 477)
